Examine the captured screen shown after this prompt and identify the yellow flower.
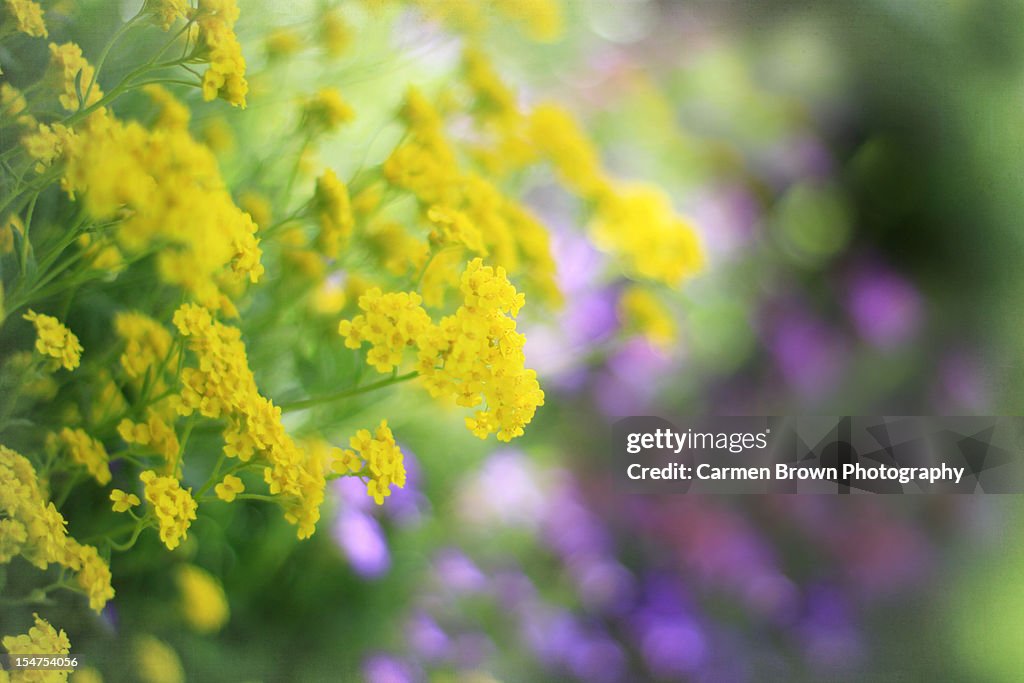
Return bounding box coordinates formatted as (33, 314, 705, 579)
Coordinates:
(0, 213, 22, 254)
(140, 470, 198, 551)
(195, 0, 248, 107)
(23, 309, 82, 371)
(214, 474, 244, 502)
(49, 427, 111, 485)
(618, 285, 676, 347)
(334, 421, 406, 505)
(1, 83, 37, 128)
(303, 87, 355, 133)
(265, 27, 301, 58)
(4, 0, 47, 37)
(0, 445, 113, 612)
(2, 615, 71, 673)
(313, 169, 354, 257)
(174, 564, 229, 633)
(147, 0, 188, 30)
(134, 635, 184, 683)
(319, 9, 351, 57)
(338, 289, 433, 373)
(48, 42, 102, 111)
(110, 489, 141, 513)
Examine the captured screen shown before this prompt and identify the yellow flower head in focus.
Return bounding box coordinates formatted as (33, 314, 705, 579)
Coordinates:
(110, 489, 141, 513)
(1, 614, 70, 662)
(23, 309, 82, 371)
(4, 0, 47, 37)
(175, 564, 229, 633)
(334, 421, 406, 505)
(214, 474, 244, 502)
(195, 0, 248, 107)
(140, 470, 198, 551)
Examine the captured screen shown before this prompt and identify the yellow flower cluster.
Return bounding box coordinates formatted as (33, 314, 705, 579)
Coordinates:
(50, 90, 263, 311)
(339, 259, 544, 441)
(118, 411, 180, 467)
(590, 184, 703, 284)
(382, 88, 560, 306)
(1, 615, 71, 682)
(320, 9, 351, 57)
(23, 310, 82, 371)
(196, 0, 248, 107)
(618, 285, 677, 348)
(172, 304, 326, 538)
(314, 169, 355, 258)
(333, 421, 406, 505)
(0, 445, 114, 612)
(175, 564, 229, 633)
(409, 0, 562, 42)
(134, 635, 184, 683)
(1, 83, 36, 128)
(303, 87, 355, 133)
(48, 42, 102, 112)
(338, 290, 433, 373)
(139, 470, 197, 551)
(149, 0, 189, 31)
(47, 427, 111, 485)
(4, 0, 47, 38)
(114, 311, 176, 384)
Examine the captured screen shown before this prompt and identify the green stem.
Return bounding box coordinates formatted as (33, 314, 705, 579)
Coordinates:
(279, 371, 419, 413)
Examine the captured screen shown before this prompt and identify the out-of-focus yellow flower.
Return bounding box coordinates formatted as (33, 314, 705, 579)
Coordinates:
(70, 666, 103, 683)
(303, 87, 355, 133)
(4, 0, 47, 37)
(214, 474, 244, 502)
(148, 0, 188, 30)
(48, 42, 102, 111)
(618, 285, 677, 348)
(110, 489, 141, 513)
(134, 635, 184, 683)
(320, 9, 352, 57)
(23, 310, 82, 371)
(239, 191, 272, 231)
(1, 83, 36, 128)
(48, 427, 111, 485)
(0, 213, 22, 254)
(175, 564, 229, 632)
(265, 27, 301, 58)
(314, 169, 354, 257)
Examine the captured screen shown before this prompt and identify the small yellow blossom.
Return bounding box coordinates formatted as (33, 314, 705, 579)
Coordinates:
(195, 0, 248, 107)
(336, 421, 406, 505)
(175, 564, 229, 633)
(303, 87, 355, 133)
(23, 310, 82, 371)
(314, 169, 354, 258)
(214, 474, 244, 502)
(49, 427, 111, 485)
(134, 635, 184, 683)
(320, 10, 352, 57)
(148, 0, 188, 30)
(140, 470, 198, 551)
(2, 615, 71, 672)
(4, 0, 47, 37)
(265, 27, 301, 58)
(110, 489, 141, 513)
(618, 285, 677, 347)
(1, 83, 37, 128)
(48, 42, 102, 111)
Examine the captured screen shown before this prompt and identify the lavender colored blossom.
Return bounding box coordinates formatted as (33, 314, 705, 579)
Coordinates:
(332, 510, 390, 578)
(846, 259, 922, 349)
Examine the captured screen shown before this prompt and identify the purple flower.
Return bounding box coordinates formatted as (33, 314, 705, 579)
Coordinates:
(332, 510, 390, 578)
(764, 305, 847, 398)
(845, 259, 922, 349)
(433, 548, 487, 594)
(362, 654, 419, 683)
(405, 612, 450, 662)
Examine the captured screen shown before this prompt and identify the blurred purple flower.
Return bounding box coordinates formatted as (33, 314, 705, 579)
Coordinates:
(689, 184, 761, 258)
(363, 654, 419, 683)
(332, 510, 390, 578)
(595, 338, 675, 415)
(797, 584, 865, 672)
(433, 548, 487, 594)
(457, 449, 546, 529)
(406, 612, 450, 662)
(934, 351, 989, 413)
(764, 306, 847, 398)
(846, 260, 922, 349)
